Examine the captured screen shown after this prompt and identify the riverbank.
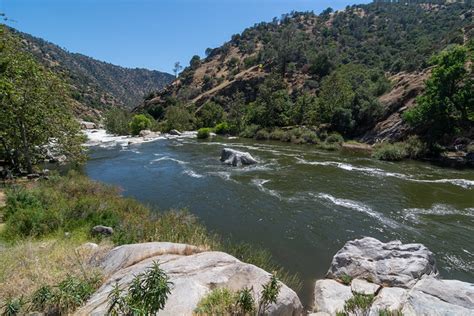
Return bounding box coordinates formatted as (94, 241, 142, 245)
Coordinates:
(0, 173, 300, 314)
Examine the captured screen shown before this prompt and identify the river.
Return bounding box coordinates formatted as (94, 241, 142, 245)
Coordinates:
(84, 130, 474, 304)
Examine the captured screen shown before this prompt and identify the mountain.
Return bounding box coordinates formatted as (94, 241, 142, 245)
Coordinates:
(7, 26, 174, 119)
(137, 1, 473, 142)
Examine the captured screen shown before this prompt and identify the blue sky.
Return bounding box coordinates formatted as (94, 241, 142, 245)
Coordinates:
(2, 0, 370, 74)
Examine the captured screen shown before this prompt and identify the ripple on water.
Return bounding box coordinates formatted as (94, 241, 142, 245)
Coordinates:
(251, 179, 282, 199)
(401, 204, 474, 224)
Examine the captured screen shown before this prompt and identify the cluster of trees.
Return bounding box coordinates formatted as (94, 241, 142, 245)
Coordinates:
(0, 26, 84, 174)
(143, 64, 389, 138)
(404, 43, 473, 143)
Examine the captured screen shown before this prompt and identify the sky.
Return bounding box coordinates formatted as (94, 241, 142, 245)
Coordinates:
(1, 0, 371, 74)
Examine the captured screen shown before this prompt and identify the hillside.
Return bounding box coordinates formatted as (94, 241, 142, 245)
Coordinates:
(6, 26, 174, 119)
(137, 1, 473, 143)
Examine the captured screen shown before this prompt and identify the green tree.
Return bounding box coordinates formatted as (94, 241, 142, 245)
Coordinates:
(162, 105, 195, 132)
(128, 114, 153, 135)
(0, 27, 84, 173)
(197, 101, 225, 127)
(104, 108, 131, 135)
(404, 44, 473, 142)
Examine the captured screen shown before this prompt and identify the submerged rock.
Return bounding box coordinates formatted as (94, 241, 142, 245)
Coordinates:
(220, 148, 258, 166)
(169, 129, 182, 136)
(77, 242, 303, 316)
(326, 237, 438, 288)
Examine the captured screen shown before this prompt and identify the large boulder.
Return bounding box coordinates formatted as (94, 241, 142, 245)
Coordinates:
(91, 225, 114, 236)
(400, 276, 474, 315)
(169, 129, 182, 136)
(76, 242, 303, 316)
(220, 148, 258, 166)
(326, 237, 438, 288)
(369, 287, 408, 316)
(313, 279, 353, 315)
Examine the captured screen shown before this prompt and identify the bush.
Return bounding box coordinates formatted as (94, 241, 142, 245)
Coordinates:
(104, 108, 131, 135)
(326, 132, 344, 144)
(107, 262, 172, 315)
(270, 129, 289, 141)
(338, 293, 374, 316)
(404, 135, 428, 159)
(197, 128, 213, 139)
(1, 297, 25, 316)
(255, 129, 270, 140)
(129, 114, 153, 135)
(372, 142, 407, 161)
(214, 122, 230, 135)
(195, 275, 281, 316)
(240, 124, 260, 138)
(300, 130, 320, 144)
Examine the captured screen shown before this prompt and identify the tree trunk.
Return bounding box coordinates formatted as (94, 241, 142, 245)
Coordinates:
(19, 120, 33, 174)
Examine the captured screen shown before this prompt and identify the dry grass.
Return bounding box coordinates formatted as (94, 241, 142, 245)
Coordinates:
(0, 237, 111, 302)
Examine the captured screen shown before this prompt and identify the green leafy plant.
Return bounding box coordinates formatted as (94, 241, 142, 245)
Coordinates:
(372, 143, 407, 161)
(257, 275, 281, 315)
(339, 274, 353, 285)
(197, 127, 213, 139)
(1, 297, 25, 316)
(235, 287, 255, 315)
(215, 122, 230, 135)
(107, 261, 173, 315)
(194, 288, 236, 315)
(29, 285, 53, 312)
(338, 293, 375, 316)
(129, 114, 153, 135)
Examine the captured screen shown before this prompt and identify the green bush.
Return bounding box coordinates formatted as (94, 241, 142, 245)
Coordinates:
(326, 132, 344, 144)
(107, 262, 172, 315)
(197, 128, 213, 139)
(404, 135, 428, 159)
(339, 293, 374, 316)
(270, 129, 289, 141)
(240, 124, 260, 138)
(194, 288, 236, 315)
(129, 114, 153, 135)
(372, 143, 407, 161)
(104, 108, 131, 135)
(214, 122, 230, 135)
(255, 129, 270, 140)
(1, 297, 25, 316)
(300, 130, 319, 144)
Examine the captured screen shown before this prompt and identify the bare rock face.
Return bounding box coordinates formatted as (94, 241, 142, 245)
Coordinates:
(313, 279, 353, 315)
(76, 242, 302, 316)
(220, 148, 258, 166)
(326, 237, 438, 288)
(351, 278, 381, 296)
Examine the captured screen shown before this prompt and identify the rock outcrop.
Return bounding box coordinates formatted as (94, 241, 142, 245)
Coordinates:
(77, 242, 302, 316)
(313, 237, 474, 316)
(326, 237, 438, 288)
(220, 148, 258, 166)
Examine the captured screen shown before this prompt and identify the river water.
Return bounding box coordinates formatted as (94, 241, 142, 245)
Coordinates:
(84, 131, 474, 304)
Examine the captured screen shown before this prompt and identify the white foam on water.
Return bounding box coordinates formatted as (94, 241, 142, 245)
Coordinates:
(402, 204, 474, 223)
(83, 129, 165, 148)
(313, 193, 399, 228)
(150, 156, 188, 165)
(296, 157, 473, 189)
(442, 254, 474, 273)
(182, 168, 204, 178)
(251, 179, 281, 199)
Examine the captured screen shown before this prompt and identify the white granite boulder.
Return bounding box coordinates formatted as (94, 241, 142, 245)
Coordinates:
(313, 279, 353, 315)
(326, 237, 438, 288)
(76, 242, 302, 316)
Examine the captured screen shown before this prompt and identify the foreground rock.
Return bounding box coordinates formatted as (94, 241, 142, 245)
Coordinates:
(220, 148, 258, 166)
(327, 237, 438, 288)
(91, 225, 113, 236)
(139, 129, 161, 138)
(77, 242, 302, 315)
(313, 237, 474, 315)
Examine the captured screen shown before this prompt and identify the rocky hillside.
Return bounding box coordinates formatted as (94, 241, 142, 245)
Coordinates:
(137, 1, 473, 142)
(6, 26, 174, 118)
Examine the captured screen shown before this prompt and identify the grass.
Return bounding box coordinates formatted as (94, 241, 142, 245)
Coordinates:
(0, 171, 301, 314)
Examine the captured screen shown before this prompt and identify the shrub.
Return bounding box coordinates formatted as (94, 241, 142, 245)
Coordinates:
(270, 129, 287, 141)
(194, 288, 236, 315)
(107, 262, 172, 315)
(195, 275, 281, 316)
(404, 135, 428, 159)
(326, 132, 344, 144)
(339, 274, 352, 285)
(129, 114, 153, 135)
(214, 122, 230, 135)
(240, 124, 260, 138)
(1, 297, 25, 316)
(340, 293, 374, 316)
(104, 108, 131, 135)
(255, 129, 270, 140)
(300, 130, 320, 144)
(197, 128, 213, 139)
(372, 143, 407, 161)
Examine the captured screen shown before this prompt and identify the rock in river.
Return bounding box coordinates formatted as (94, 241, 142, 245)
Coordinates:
(76, 242, 303, 316)
(220, 148, 258, 166)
